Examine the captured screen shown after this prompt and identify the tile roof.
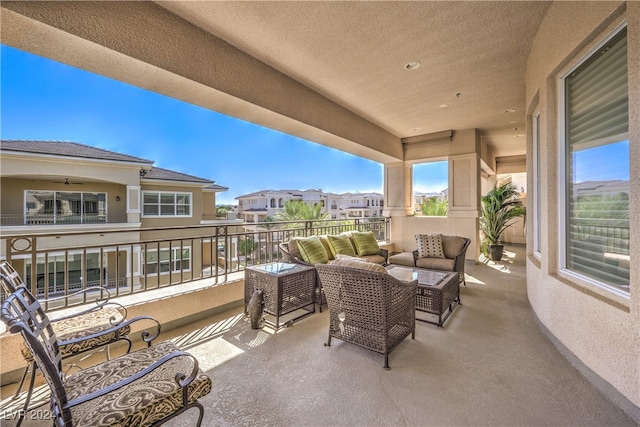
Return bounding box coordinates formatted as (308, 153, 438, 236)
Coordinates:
(143, 167, 216, 185)
(205, 183, 229, 191)
(2, 140, 228, 190)
(1, 140, 153, 164)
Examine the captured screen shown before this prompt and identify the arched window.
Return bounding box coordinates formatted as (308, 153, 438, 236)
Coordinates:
(270, 198, 276, 208)
(279, 198, 284, 207)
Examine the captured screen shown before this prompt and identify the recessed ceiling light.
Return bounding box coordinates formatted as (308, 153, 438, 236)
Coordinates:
(404, 61, 421, 71)
(439, 104, 449, 108)
(503, 109, 517, 114)
(514, 134, 525, 138)
(509, 120, 517, 124)
(412, 127, 422, 131)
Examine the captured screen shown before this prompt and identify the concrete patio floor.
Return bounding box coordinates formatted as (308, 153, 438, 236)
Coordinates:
(1, 245, 637, 426)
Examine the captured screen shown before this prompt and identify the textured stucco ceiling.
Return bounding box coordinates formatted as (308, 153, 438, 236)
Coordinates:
(158, 1, 551, 157)
(1, 1, 551, 161)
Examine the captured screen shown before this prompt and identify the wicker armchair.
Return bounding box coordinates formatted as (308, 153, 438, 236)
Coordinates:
(1, 285, 212, 427)
(315, 263, 417, 369)
(279, 237, 388, 312)
(391, 236, 470, 285)
(415, 236, 470, 285)
(0, 261, 160, 426)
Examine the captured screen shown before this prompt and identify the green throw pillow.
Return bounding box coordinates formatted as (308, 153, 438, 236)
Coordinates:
(351, 231, 380, 256)
(327, 234, 356, 258)
(296, 236, 329, 264)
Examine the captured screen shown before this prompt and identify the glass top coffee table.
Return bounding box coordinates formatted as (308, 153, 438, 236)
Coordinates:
(387, 266, 460, 327)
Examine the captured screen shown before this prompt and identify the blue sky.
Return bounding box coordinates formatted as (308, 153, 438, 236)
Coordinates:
(1, 45, 448, 204)
(572, 140, 629, 183)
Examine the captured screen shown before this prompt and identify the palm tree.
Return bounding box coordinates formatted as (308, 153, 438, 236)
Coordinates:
(480, 182, 525, 261)
(298, 202, 329, 221)
(274, 200, 329, 222)
(273, 200, 305, 222)
(419, 196, 448, 216)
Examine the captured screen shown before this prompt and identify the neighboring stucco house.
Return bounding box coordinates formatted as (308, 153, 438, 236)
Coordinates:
(236, 189, 384, 222)
(0, 140, 230, 290)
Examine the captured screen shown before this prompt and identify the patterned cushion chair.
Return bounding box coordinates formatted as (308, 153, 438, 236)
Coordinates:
(1, 284, 212, 427)
(315, 261, 417, 369)
(0, 261, 160, 426)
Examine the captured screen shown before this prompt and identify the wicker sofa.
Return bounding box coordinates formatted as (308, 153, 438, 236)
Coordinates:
(315, 261, 417, 369)
(388, 235, 470, 285)
(279, 233, 388, 266)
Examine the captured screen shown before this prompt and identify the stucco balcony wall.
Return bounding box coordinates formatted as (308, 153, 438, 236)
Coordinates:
(0, 273, 244, 384)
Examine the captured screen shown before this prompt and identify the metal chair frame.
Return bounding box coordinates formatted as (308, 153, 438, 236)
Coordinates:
(1, 284, 208, 426)
(0, 261, 160, 426)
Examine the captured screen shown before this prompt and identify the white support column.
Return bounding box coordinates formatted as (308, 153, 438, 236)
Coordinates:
(126, 185, 141, 223)
(383, 162, 413, 217)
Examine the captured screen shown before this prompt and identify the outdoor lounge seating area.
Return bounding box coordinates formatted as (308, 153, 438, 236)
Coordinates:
(2, 244, 635, 426)
(0, 1, 638, 423)
(389, 234, 470, 285)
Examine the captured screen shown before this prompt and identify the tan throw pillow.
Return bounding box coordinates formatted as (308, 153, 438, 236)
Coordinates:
(296, 236, 329, 264)
(288, 239, 303, 260)
(350, 231, 380, 256)
(333, 257, 387, 273)
(327, 234, 357, 257)
(416, 234, 445, 259)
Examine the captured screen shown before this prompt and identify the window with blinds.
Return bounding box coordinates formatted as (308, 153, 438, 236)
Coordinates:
(564, 27, 629, 293)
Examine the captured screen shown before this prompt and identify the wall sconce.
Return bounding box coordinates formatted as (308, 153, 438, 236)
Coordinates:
(115, 196, 121, 202)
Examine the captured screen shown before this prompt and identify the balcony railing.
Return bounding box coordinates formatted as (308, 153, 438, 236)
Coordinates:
(1, 218, 389, 311)
(0, 214, 129, 226)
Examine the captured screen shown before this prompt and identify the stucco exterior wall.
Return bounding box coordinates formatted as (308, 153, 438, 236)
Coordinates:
(525, 1, 639, 409)
(139, 183, 205, 228)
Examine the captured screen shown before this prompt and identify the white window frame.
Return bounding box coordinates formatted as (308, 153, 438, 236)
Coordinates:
(557, 22, 629, 296)
(532, 111, 542, 259)
(143, 246, 192, 276)
(24, 190, 108, 224)
(24, 249, 105, 295)
(142, 191, 192, 218)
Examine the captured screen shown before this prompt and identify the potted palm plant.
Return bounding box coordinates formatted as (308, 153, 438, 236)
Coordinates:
(480, 182, 525, 261)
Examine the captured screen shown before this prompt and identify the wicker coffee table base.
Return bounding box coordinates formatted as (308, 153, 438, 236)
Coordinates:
(387, 266, 460, 327)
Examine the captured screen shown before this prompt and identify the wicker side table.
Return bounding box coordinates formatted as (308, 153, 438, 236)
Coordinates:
(244, 262, 316, 329)
(387, 266, 459, 327)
